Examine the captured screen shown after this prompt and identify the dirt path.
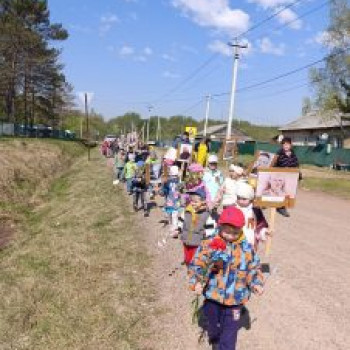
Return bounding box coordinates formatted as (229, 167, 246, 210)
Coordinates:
(136, 187, 350, 350)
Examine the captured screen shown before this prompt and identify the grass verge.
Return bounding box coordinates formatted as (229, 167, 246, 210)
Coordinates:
(0, 148, 154, 349)
(301, 177, 350, 199)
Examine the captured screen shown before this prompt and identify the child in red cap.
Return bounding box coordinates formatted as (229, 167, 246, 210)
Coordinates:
(188, 206, 264, 350)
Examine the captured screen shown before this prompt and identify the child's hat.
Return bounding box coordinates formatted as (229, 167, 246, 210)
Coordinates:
(219, 206, 245, 228)
(229, 164, 244, 175)
(188, 163, 204, 173)
(128, 153, 135, 161)
(137, 160, 145, 167)
(236, 182, 255, 200)
(208, 154, 218, 164)
(169, 165, 179, 176)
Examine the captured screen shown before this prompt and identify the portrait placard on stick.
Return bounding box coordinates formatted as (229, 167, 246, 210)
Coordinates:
(222, 139, 237, 160)
(254, 168, 299, 208)
(248, 150, 277, 174)
(177, 143, 193, 163)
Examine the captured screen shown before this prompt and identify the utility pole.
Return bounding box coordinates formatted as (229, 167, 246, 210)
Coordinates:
(156, 115, 160, 143)
(85, 93, 90, 161)
(226, 39, 247, 140)
(147, 105, 153, 143)
(204, 94, 211, 137)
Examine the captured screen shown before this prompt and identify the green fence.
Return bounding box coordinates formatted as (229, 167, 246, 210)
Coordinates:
(254, 142, 350, 167)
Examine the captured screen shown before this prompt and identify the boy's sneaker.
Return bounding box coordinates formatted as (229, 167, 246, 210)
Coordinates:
(133, 204, 138, 212)
(113, 179, 120, 185)
(144, 211, 149, 217)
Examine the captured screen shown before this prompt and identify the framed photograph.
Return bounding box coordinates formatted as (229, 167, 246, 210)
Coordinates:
(254, 168, 299, 208)
(223, 140, 237, 160)
(248, 150, 277, 174)
(150, 162, 162, 183)
(177, 143, 193, 163)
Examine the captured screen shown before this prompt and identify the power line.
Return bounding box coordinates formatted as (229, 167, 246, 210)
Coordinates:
(150, 0, 307, 108)
(249, 0, 330, 42)
(236, 0, 304, 39)
(212, 56, 326, 98)
(151, 53, 219, 106)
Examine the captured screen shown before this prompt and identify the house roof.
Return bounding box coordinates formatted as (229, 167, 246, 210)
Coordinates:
(197, 123, 252, 140)
(279, 112, 350, 131)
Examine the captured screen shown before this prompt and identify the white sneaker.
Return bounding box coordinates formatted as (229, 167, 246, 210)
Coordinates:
(113, 180, 120, 185)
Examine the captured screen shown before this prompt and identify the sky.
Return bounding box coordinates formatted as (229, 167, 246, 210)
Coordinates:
(49, 0, 331, 126)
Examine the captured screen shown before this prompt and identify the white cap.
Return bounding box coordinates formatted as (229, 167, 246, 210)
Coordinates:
(169, 165, 179, 176)
(164, 147, 177, 161)
(222, 197, 236, 206)
(128, 153, 135, 161)
(229, 164, 244, 175)
(236, 182, 255, 200)
(208, 154, 218, 163)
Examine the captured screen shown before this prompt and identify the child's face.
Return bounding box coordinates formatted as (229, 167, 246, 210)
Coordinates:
(209, 162, 217, 170)
(220, 225, 243, 243)
(190, 195, 204, 211)
(237, 196, 251, 208)
(229, 170, 240, 180)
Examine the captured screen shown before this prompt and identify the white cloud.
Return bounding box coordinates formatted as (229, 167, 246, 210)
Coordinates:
(276, 7, 302, 30)
(134, 55, 147, 62)
(163, 71, 180, 79)
(172, 0, 250, 35)
(119, 45, 135, 56)
(208, 40, 231, 56)
(258, 37, 285, 55)
(248, 0, 292, 9)
(101, 14, 119, 24)
(162, 53, 176, 62)
(99, 14, 119, 36)
(143, 47, 153, 55)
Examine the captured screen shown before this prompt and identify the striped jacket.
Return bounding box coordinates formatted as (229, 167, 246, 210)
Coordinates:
(188, 237, 264, 306)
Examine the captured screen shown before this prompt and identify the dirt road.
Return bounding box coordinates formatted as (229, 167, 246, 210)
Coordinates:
(141, 189, 350, 350)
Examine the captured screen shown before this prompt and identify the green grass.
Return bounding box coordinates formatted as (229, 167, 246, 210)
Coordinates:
(301, 177, 350, 199)
(0, 148, 154, 350)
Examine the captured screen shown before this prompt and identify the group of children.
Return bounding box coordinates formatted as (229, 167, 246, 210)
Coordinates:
(111, 143, 274, 349)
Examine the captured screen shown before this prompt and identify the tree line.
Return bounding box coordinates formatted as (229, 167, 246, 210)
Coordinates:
(0, 0, 73, 128)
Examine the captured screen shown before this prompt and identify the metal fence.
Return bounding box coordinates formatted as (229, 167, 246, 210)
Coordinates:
(0, 122, 77, 140)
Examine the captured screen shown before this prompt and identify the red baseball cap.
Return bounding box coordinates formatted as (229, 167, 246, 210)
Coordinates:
(218, 206, 245, 228)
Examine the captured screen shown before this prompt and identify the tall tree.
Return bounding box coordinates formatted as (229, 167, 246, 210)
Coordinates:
(310, 0, 350, 113)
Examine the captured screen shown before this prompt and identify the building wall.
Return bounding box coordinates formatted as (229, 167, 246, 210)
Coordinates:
(282, 127, 350, 149)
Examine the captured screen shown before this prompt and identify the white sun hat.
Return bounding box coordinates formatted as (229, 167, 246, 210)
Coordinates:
(229, 164, 244, 175)
(236, 182, 255, 200)
(208, 154, 218, 163)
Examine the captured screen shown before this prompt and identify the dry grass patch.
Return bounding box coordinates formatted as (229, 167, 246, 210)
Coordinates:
(0, 149, 155, 349)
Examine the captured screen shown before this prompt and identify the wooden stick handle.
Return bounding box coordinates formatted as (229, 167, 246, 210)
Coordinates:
(265, 207, 276, 256)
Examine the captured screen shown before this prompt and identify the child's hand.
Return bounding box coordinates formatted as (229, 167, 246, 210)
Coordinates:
(266, 228, 273, 237)
(194, 283, 203, 296)
(252, 285, 264, 296)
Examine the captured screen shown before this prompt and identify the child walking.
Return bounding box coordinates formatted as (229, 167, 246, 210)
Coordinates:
(124, 153, 137, 194)
(162, 165, 182, 237)
(188, 206, 264, 350)
(113, 149, 126, 185)
(132, 160, 149, 217)
(235, 182, 270, 251)
(179, 188, 210, 265)
(214, 164, 245, 208)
